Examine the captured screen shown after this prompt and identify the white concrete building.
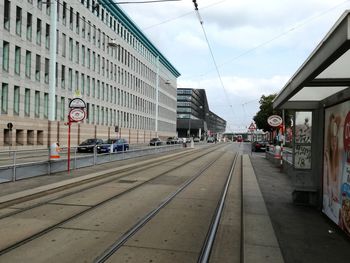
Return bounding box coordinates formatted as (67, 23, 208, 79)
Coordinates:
(0, 0, 180, 149)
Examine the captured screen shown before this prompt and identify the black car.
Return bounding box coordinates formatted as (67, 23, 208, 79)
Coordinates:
(252, 141, 267, 152)
(96, 138, 129, 153)
(77, 138, 104, 153)
(149, 138, 162, 146)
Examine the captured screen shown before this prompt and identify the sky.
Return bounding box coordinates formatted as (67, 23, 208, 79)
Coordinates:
(119, 0, 350, 132)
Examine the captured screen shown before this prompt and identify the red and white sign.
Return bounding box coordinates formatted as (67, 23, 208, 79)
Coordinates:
(248, 123, 256, 131)
(268, 115, 283, 127)
(69, 108, 86, 122)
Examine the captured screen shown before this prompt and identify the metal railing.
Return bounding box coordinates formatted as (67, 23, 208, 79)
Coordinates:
(0, 143, 183, 184)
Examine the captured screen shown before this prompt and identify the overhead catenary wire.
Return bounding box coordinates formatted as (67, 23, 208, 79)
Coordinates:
(192, 0, 235, 133)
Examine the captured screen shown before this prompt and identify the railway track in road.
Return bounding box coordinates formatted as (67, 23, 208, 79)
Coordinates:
(0, 143, 242, 262)
(95, 152, 239, 263)
(0, 145, 220, 210)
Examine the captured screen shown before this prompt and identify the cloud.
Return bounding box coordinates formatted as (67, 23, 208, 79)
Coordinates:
(119, 0, 350, 131)
(178, 74, 289, 131)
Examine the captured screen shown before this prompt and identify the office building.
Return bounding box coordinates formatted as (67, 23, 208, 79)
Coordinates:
(0, 0, 180, 149)
(176, 88, 226, 139)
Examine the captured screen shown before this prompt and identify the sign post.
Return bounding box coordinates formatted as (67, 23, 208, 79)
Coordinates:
(248, 122, 256, 155)
(67, 98, 86, 173)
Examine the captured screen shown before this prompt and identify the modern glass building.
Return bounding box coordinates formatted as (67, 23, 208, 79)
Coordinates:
(176, 88, 226, 139)
(0, 0, 180, 149)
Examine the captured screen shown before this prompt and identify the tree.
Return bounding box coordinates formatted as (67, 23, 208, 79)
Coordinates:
(253, 94, 290, 132)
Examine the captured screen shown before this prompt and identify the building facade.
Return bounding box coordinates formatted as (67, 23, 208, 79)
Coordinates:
(0, 0, 180, 149)
(176, 88, 226, 139)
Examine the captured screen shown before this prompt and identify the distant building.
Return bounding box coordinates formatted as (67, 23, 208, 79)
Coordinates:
(176, 88, 226, 139)
(0, 0, 180, 149)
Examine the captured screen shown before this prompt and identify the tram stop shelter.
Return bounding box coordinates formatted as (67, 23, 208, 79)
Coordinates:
(273, 10, 350, 235)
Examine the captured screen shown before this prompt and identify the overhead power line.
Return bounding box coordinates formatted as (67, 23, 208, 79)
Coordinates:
(191, 0, 235, 132)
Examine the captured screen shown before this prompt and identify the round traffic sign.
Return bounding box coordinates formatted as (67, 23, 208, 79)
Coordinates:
(69, 108, 86, 122)
(267, 115, 282, 127)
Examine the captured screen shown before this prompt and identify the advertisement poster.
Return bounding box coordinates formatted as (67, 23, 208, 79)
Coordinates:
(294, 112, 312, 169)
(323, 100, 350, 236)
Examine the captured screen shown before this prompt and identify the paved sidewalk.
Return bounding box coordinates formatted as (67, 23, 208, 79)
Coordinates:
(250, 154, 350, 263)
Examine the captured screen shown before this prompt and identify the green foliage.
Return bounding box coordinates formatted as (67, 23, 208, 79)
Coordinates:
(253, 94, 291, 132)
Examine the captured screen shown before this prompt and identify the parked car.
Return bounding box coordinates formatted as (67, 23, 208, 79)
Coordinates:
(149, 138, 162, 146)
(185, 138, 191, 143)
(237, 137, 243, 142)
(77, 138, 104, 153)
(252, 141, 267, 152)
(207, 137, 215, 143)
(166, 137, 178, 144)
(97, 138, 129, 153)
(193, 137, 200, 142)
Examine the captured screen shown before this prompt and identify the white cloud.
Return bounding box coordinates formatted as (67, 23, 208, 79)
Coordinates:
(120, 0, 350, 131)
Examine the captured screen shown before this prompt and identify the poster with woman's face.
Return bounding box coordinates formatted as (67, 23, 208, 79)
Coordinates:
(323, 100, 350, 236)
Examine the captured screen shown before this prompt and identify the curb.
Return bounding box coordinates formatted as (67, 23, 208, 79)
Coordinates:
(242, 154, 284, 263)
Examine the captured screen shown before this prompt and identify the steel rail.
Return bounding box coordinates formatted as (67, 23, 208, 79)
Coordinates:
(0, 147, 203, 211)
(94, 151, 226, 263)
(0, 145, 224, 256)
(197, 152, 238, 262)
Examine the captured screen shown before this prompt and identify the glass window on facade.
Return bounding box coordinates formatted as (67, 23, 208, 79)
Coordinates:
(61, 65, 65, 89)
(60, 97, 65, 121)
(13, 86, 20, 115)
(91, 104, 95, 124)
(46, 0, 50, 15)
(101, 107, 104, 125)
(68, 68, 72, 90)
(92, 78, 95, 98)
(62, 33, 66, 57)
(69, 7, 73, 29)
(24, 88, 30, 116)
(82, 17, 86, 37)
(36, 18, 41, 45)
(82, 45, 85, 66)
(2, 41, 9, 72)
(87, 76, 90, 96)
(44, 93, 48, 118)
(69, 38, 73, 61)
(44, 58, 49, 83)
(14, 46, 21, 75)
(26, 12, 32, 40)
(91, 52, 96, 71)
(16, 6, 22, 36)
(75, 71, 79, 93)
(4, 0, 10, 31)
(35, 90, 40, 117)
(81, 73, 85, 95)
(97, 80, 100, 99)
(96, 105, 100, 124)
(75, 41, 79, 63)
(76, 12, 80, 33)
(45, 24, 50, 49)
(87, 48, 91, 68)
(25, 50, 31, 78)
(1, 83, 8, 114)
(35, 54, 40, 81)
(62, 2, 67, 25)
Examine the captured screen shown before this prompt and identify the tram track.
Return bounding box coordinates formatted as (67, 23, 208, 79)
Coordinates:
(0, 144, 229, 258)
(95, 152, 238, 263)
(0, 144, 222, 212)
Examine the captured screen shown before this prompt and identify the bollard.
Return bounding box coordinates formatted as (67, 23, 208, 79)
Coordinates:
(50, 142, 60, 160)
(274, 145, 281, 159)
